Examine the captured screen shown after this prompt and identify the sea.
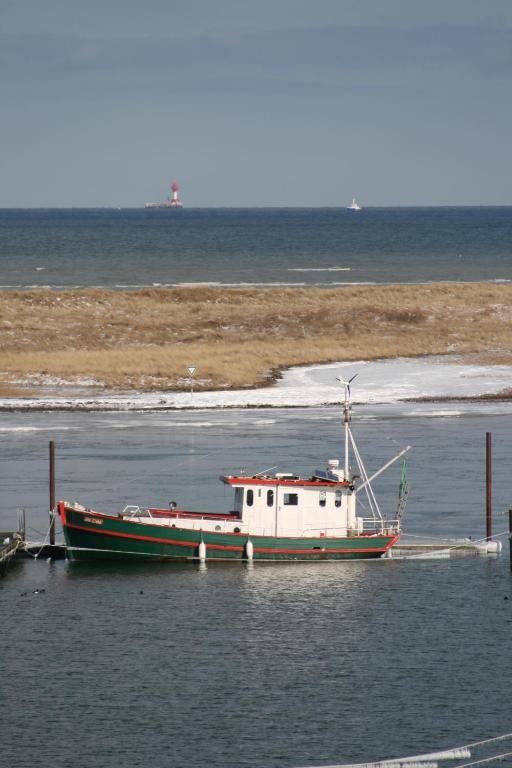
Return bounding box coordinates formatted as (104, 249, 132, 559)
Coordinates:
(0, 207, 511, 288)
(1, 208, 512, 768)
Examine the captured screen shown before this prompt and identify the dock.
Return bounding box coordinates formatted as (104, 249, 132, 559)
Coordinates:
(0, 531, 25, 575)
(17, 541, 67, 560)
(391, 539, 503, 558)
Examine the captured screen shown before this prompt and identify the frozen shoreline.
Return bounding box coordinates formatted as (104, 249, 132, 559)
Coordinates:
(1, 355, 512, 413)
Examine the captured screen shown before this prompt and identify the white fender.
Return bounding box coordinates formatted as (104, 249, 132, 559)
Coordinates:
(476, 540, 502, 555)
(198, 540, 206, 561)
(245, 539, 254, 561)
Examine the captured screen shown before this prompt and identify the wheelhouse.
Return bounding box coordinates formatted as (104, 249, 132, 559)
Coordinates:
(221, 459, 360, 537)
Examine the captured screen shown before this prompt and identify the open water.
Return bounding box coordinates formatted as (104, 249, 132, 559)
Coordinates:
(1, 207, 512, 288)
(1, 407, 511, 768)
(1, 208, 511, 767)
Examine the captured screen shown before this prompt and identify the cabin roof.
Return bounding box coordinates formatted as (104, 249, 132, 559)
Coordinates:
(220, 475, 351, 488)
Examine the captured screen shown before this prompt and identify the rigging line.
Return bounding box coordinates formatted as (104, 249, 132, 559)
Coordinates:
(25, 515, 55, 559)
(400, 532, 467, 541)
(450, 528, 510, 547)
(404, 528, 511, 559)
(349, 429, 382, 521)
(459, 732, 512, 750)
(347, 429, 374, 515)
(295, 734, 512, 768)
(399, 531, 509, 542)
(66, 545, 178, 558)
(452, 750, 512, 768)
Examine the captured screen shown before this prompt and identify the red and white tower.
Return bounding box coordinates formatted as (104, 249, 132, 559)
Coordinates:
(169, 181, 183, 208)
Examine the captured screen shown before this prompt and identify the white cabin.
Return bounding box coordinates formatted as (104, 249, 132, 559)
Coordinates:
(221, 459, 360, 538)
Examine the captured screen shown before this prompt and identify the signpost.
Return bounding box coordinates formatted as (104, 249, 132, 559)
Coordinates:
(187, 366, 197, 394)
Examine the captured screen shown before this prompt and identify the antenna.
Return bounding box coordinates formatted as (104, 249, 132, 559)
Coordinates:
(254, 465, 278, 477)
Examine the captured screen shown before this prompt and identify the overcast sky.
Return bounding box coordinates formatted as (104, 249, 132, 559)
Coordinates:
(1, 0, 512, 206)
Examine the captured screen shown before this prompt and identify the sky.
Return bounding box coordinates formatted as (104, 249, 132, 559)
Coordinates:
(1, 0, 512, 207)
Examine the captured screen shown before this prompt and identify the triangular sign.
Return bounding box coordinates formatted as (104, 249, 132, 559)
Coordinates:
(187, 366, 197, 376)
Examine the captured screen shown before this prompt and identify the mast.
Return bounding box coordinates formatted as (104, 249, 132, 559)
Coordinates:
(344, 382, 350, 478)
(338, 375, 356, 479)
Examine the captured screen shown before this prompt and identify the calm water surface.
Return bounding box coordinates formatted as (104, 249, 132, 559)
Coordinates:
(1, 408, 511, 768)
(1, 207, 511, 287)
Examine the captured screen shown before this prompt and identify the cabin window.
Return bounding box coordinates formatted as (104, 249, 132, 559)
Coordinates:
(267, 489, 274, 506)
(246, 489, 254, 506)
(283, 493, 298, 506)
(234, 488, 243, 508)
(335, 490, 342, 508)
(319, 490, 326, 507)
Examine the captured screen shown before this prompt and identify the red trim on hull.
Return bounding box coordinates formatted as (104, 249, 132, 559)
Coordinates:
(221, 476, 350, 488)
(63, 520, 397, 555)
(64, 521, 242, 552)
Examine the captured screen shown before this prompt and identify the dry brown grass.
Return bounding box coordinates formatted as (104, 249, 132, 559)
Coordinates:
(1, 283, 511, 393)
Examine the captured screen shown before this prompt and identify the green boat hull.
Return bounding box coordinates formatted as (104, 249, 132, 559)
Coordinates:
(61, 505, 398, 562)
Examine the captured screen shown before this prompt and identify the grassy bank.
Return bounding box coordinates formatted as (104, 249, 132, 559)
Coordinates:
(0, 283, 511, 394)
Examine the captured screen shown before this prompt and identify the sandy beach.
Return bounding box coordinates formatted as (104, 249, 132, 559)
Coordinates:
(1, 282, 511, 397)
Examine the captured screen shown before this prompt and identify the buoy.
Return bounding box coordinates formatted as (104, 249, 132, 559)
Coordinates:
(245, 539, 254, 561)
(198, 540, 206, 561)
(476, 540, 502, 555)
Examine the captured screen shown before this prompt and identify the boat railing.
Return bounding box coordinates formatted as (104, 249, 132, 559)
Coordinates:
(122, 505, 153, 518)
(359, 517, 400, 535)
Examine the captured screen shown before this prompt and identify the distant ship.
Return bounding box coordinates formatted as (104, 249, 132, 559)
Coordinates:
(347, 197, 362, 211)
(145, 181, 183, 209)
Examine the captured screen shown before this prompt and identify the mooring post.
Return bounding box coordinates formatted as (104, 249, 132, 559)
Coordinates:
(509, 509, 512, 572)
(486, 432, 492, 541)
(49, 440, 56, 546)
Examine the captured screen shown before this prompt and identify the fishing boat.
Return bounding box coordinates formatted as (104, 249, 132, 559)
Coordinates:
(347, 197, 362, 211)
(59, 379, 410, 562)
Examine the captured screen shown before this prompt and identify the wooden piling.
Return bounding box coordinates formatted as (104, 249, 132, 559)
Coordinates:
(49, 440, 55, 546)
(486, 432, 492, 541)
(509, 509, 512, 572)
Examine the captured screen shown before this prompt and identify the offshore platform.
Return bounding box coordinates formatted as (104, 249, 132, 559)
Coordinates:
(145, 181, 183, 209)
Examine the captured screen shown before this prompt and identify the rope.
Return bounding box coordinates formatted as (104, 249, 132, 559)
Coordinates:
(26, 513, 57, 560)
(295, 732, 512, 768)
(401, 528, 510, 560)
(460, 734, 512, 751)
(453, 751, 512, 768)
(400, 531, 509, 543)
(66, 545, 172, 558)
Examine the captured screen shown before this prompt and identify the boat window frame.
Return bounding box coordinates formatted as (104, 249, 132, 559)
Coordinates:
(246, 489, 254, 507)
(283, 493, 299, 506)
(267, 489, 274, 507)
(234, 487, 243, 510)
